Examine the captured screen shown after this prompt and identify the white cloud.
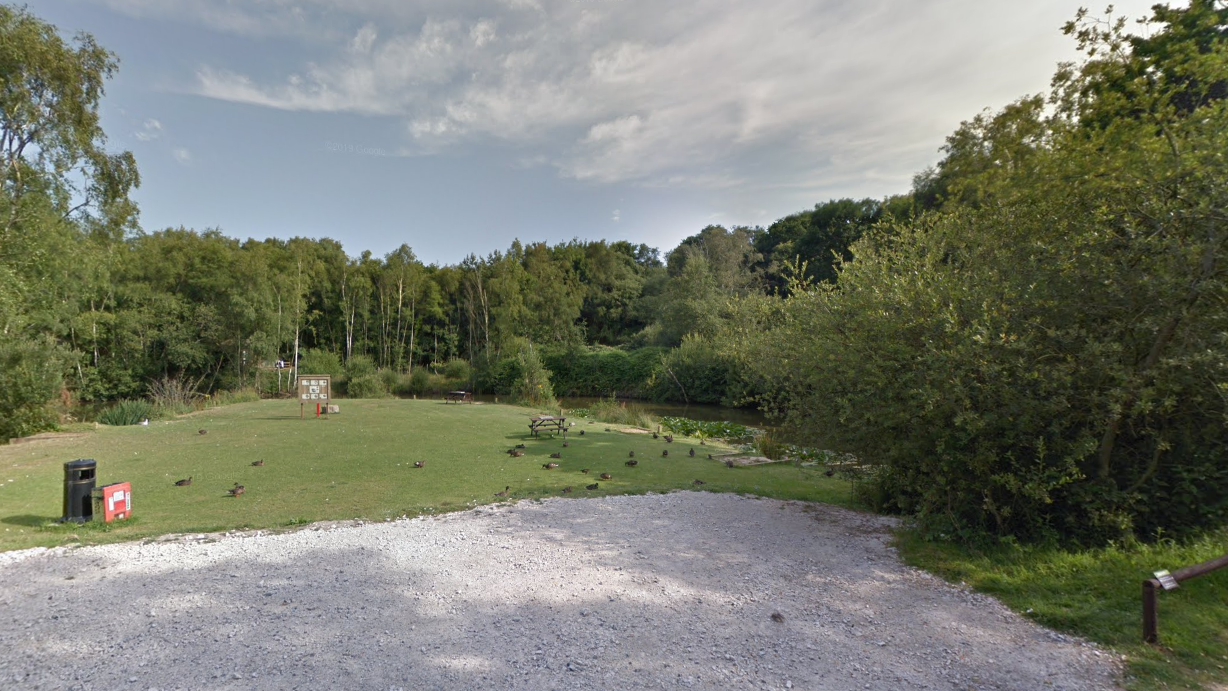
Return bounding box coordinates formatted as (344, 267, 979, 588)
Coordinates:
(134, 118, 163, 141)
(172, 147, 192, 164)
(180, 0, 1166, 191)
(612, 209, 620, 222)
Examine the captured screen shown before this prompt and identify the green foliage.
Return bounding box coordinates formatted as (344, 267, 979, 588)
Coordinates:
(345, 374, 389, 399)
(580, 396, 658, 430)
(97, 399, 153, 426)
(345, 354, 377, 379)
(443, 358, 471, 382)
(752, 3, 1228, 544)
(659, 417, 758, 442)
(297, 349, 344, 380)
(512, 343, 557, 409)
(542, 346, 666, 397)
(0, 336, 63, 440)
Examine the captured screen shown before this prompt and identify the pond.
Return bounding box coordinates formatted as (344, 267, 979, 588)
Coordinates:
(412, 393, 770, 427)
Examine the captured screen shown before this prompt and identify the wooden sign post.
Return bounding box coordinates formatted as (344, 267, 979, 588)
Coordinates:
(298, 375, 332, 419)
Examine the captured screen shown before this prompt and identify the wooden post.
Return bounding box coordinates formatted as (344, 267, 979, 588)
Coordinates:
(1142, 579, 1158, 644)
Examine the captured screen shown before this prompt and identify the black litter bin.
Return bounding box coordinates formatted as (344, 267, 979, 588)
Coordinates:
(63, 459, 96, 523)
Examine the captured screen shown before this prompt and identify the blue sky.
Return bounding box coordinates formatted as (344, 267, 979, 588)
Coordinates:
(31, 0, 1164, 266)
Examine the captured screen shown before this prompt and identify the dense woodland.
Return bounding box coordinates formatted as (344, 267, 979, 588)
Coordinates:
(2, 2, 1226, 544)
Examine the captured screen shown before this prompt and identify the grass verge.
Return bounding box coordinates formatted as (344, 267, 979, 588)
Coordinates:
(896, 529, 1228, 691)
(0, 398, 853, 553)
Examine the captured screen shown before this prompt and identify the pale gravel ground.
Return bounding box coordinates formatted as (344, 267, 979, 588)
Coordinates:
(0, 492, 1122, 691)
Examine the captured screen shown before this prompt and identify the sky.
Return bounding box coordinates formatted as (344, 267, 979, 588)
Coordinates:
(29, 0, 1166, 266)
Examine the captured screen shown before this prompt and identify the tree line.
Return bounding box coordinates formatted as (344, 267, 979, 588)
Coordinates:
(3, 2, 1225, 544)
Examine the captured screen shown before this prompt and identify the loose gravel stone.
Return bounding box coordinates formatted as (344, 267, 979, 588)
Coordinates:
(0, 492, 1122, 690)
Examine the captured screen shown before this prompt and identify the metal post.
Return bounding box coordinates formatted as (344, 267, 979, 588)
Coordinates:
(1142, 579, 1159, 644)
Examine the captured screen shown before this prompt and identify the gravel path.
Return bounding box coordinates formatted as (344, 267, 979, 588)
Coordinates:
(0, 492, 1122, 690)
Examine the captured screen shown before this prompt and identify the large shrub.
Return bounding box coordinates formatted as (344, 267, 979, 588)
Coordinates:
(751, 5, 1228, 544)
(0, 336, 63, 440)
(297, 349, 344, 379)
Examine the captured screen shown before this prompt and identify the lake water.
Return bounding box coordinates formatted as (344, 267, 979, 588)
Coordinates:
(416, 393, 769, 427)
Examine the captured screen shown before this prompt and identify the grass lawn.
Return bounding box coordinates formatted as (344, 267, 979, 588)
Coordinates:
(0, 398, 852, 553)
(897, 530, 1228, 691)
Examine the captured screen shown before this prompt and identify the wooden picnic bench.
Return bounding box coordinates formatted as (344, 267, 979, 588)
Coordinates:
(529, 415, 567, 438)
(445, 390, 473, 404)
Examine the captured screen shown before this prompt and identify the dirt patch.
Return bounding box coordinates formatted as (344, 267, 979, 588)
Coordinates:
(7, 431, 91, 445)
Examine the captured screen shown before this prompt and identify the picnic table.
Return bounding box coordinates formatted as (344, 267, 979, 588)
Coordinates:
(445, 390, 473, 404)
(529, 415, 567, 438)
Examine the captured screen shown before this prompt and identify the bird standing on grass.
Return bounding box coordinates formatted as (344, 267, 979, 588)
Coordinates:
(252, 460, 264, 466)
(495, 486, 510, 497)
(599, 473, 612, 480)
(626, 459, 638, 467)
(543, 462, 560, 469)
(414, 461, 426, 468)
(662, 450, 669, 457)
(586, 483, 599, 490)
(174, 477, 192, 487)
(689, 449, 695, 457)
(561, 486, 573, 494)
(227, 483, 245, 497)
(549, 452, 562, 459)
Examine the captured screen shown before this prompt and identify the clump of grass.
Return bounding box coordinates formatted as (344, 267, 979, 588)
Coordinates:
(585, 396, 658, 429)
(206, 388, 261, 407)
(97, 399, 154, 426)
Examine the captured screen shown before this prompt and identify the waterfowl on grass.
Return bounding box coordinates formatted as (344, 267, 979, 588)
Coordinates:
(692, 479, 705, 486)
(689, 449, 695, 457)
(662, 450, 668, 457)
(174, 477, 192, 487)
(549, 452, 562, 459)
(252, 460, 264, 466)
(628, 450, 635, 458)
(510, 450, 525, 458)
(562, 442, 570, 448)
(652, 432, 659, 439)
(198, 429, 208, 435)
(561, 486, 573, 494)
(515, 444, 526, 449)
(227, 483, 245, 497)
(599, 473, 612, 480)
(414, 461, 426, 468)
(725, 459, 735, 468)
(579, 430, 585, 436)
(664, 434, 673, 443)
(824, 468, 835, 477)
(543, 462, 560, 470)
(586, 483, 599, 490)
(495, 486, 510, 497)
(581, 468, 590, 474)
(625, 459, 638, 467)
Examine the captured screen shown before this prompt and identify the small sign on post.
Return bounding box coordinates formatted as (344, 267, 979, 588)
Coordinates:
(298, 375, 332, 419)
(1153, 569, 1179, 591)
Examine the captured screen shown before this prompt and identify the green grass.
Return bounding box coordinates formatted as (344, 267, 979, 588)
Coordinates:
(896, 530, 1228, 691)
(0, 398, 853, 553)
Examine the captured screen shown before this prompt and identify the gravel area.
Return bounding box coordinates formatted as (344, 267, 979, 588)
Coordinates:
(0, 492, 1122, 690)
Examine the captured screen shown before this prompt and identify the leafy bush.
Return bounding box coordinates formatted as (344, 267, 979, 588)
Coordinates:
(0, 336, 63, 440)
(443, 358, 471, 382)
(346, 354, 377, 379)
(582, 396, 658, 429)
(513, 344, 557, 409)
(98, 399, 154, 426)
(206, 388, 260, 408)
(346, 374, 388, 399)
(297, 349, 344, 379)
(659, 417, 758, 442)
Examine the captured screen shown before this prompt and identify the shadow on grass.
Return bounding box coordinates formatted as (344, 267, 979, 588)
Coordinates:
(2, 514, 58, 527)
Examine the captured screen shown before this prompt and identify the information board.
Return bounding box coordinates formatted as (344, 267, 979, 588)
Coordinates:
(298, 375, 332, 418)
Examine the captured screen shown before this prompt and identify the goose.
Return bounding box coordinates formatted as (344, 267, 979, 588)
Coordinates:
(543, 462, 560, 470)
(599, 473, 612, 480)
(585, 483, 599, 490)
(626, 459, 638, 467)
(549, 452, 562, 459)
(252, 460, 264, 466)
(495, 486, 510, 497)
(414, 461, 426, 468)
(174, 477, 192, 487)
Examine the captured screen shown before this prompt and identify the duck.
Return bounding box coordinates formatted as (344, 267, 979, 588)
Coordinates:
(506, 448, 519, 455)
(599, 473, 612, 480)
(824, 468, 835, 477)
(198, 429, 208, 435)
(511, 450, 525, 458)
(652, 432, 659, 439)
(562, 442, 570, 448)
(662, 450, 669, 457)
(605, 428, 611, 432)
(543, 462, 560, 470)
(664, 434, 673, 443)
(689, 449, 695, 457)
(549, 452, 562, 459)
(252, 460, 264, 466)
(561, 486, 573, 494)
(625, 459, 638, 467)
(771, 612, 785, 623)
(726, 459, 736, 468)
(579, 430, 585, 436)
(174, 477, 192, 487)
(692, 479, 706, 486)
(515, 444, 526, 449)
(414, 460, 426, 468)
(628, 450, 635, 458)
(586, 483, 599, 490)
(581, 468, 590, 474)
(227, 483, 245, 497)
(495, 486, 510, 497)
